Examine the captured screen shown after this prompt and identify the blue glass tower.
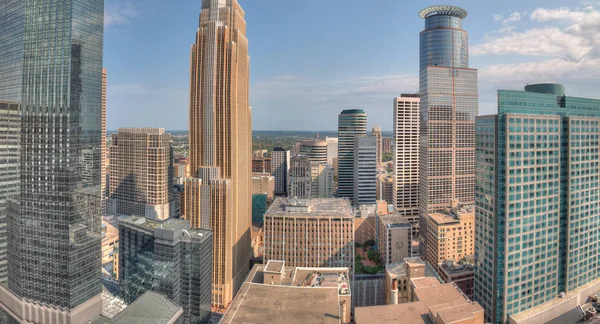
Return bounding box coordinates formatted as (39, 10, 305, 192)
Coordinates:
(0, 0, 104, 322)
(475, 84, 600, 323)
(418, 6, 478, 259)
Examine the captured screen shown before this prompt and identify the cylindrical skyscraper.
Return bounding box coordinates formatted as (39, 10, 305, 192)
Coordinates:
(337, 109, 367, 203)
(418, 6, 478, 262)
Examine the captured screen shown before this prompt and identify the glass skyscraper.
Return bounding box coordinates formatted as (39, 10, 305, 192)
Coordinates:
(0, 0, 104, 322)
(474, 84, 600, 323)
(337, 109, 367, 203)
(418, 5, 478, 259)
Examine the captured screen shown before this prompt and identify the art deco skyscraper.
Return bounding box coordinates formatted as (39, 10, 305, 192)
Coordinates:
(418, 6, 478, 251)
(187, 0, 252, 308)
(0, 0, 104, 322)
(338, 109, 367, 201)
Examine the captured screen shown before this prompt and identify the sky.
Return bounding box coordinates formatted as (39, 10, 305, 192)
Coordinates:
(104, 0, 600, 131)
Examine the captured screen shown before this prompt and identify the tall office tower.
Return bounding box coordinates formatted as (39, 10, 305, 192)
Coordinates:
(187, 0, 251, 308)
(119, 216, 213, 324)
(393, 94, 421, 235)
(0, 102, 19, 284)
(382, 137, 392, 153)
(288, 155, 311, 198)
(474, 84, 600, 324)
(338, 109, 367, 201)
(271, 147, 290, 196)
(102, 68, 107, 216)
(0, 0, 104, 322)
(353, 136, 377, 206)
(311, 162, 334, 198)
(299, 139, 328, 164)
(107, 128, 174, 220)
(371, 126, 383, 164)
(418, 6, 478, 251)
(325, 137, 338, 166)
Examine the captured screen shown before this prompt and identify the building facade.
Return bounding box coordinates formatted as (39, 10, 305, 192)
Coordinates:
(299, 139, 328, 164)
(252, 173, 275, 199)
(418, 6, 478, 251)
(271, 147, 290, 196)
(0, 101, 19, 284)
(119, 216, 213, 324)
(354, 136, 377, 206)
(393, 95, 420, 235)
(371, 126, 383, 164)
(338, 109, 367, 201)
(252, 157, 271, 173)
(326, 137, 338, 167)
(474, 84, 600, 323)
(377, 174, 394, 204)
(264, 198, 354, 271)
(108, 128, 174, 220)
(288, 155, 312, 198)
(378, 213, 413, 264)
(311, 162, 334, 198)
(186, 0, 252, 308)
(102, 68, 107, 216)
(439, 261, 474, 300)
(0, 0, 105, 322)
(425, 201, 474, 268)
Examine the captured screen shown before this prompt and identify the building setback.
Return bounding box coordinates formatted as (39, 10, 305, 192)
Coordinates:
(288, 155, 311, 198)
(418, 5, 478, 252)
(119, 216, 212, 324)
(108, 128, 174, 220)
(186, 0, 252, 308)
(354, 136, 377, 206)
(474, 84, 600, 324)
(271, 147, 290, 196)
(393, 94, 420, 236)
(264, 198, 354, 271)
(338, 109, 367, 201)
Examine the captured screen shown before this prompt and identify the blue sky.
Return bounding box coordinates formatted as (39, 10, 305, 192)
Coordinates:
(104, 0, 600, 131)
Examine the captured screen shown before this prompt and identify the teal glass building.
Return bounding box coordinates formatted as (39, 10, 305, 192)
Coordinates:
(337, 109, 367, 203)
(474, 84, 600, 323)
(0, 0, 104, 322)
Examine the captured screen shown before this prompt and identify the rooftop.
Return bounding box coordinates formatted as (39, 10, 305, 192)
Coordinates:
(221, 264, 350, 324)
(120, 216, 211, 243)
(355, 303, 432, 324)
(379, 212, 412, 229)
(440, 262, 475, 276)
(91, 291, 182, 324)
(419, 5, 468, 19)
(102, 221, 119, 244)
(429, 205, 474, 225)
(265, 197, 353, 218)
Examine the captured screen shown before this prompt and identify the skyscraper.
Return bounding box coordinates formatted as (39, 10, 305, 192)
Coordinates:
(353, 136, 377, 206)
(288, 155, 311, 198)
(338, 109, 367, 201)
(474, 84, 600, 323)
(187, 0, 251, 308)
(271, 147, 290, 196)
(107, 128, 174, 220)
(418, 6, 478, 252)
(102, 68, 107, 216)
(393, 94, 420, 236)
(299, 139, 328, 164)
(371, 126, 383, 164)
(0, 0, 104, 322)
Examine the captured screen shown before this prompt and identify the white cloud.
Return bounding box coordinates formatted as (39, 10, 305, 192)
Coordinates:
(503, 12, 521, 24)
(494, 14, 504, 22)
(105, 0, 139, 27)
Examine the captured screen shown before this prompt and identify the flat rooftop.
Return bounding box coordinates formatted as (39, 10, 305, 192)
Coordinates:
(266, 197, 353, 218)
(102, 221, 119, 243)
(380, 212, 412, 228)
(429, 206, 474, 225)
(265, 260, 285, 273)
(355, 302, 432, 324)
(440, 263, 475, 276)
(415, 283, 471, 310)
(221, 264, 350, 324)
(121, 216, 189, 231)
(412, 277, 444, 289)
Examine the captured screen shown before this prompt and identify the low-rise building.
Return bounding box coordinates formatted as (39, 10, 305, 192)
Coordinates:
(264, 198, 354, 271)
(252, 173, 275, 199)
(425, 200, 474, 268)
(221, 261, 351, 324)
(439, 260, 475, 300)
(378, 212, 412, 264)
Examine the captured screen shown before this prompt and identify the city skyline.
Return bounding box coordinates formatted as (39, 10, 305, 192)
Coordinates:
(104, 0, 599, 131)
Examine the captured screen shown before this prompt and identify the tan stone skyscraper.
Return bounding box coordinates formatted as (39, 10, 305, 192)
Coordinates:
(187, 0, 252, 308)
(371, 126, 382, 164)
